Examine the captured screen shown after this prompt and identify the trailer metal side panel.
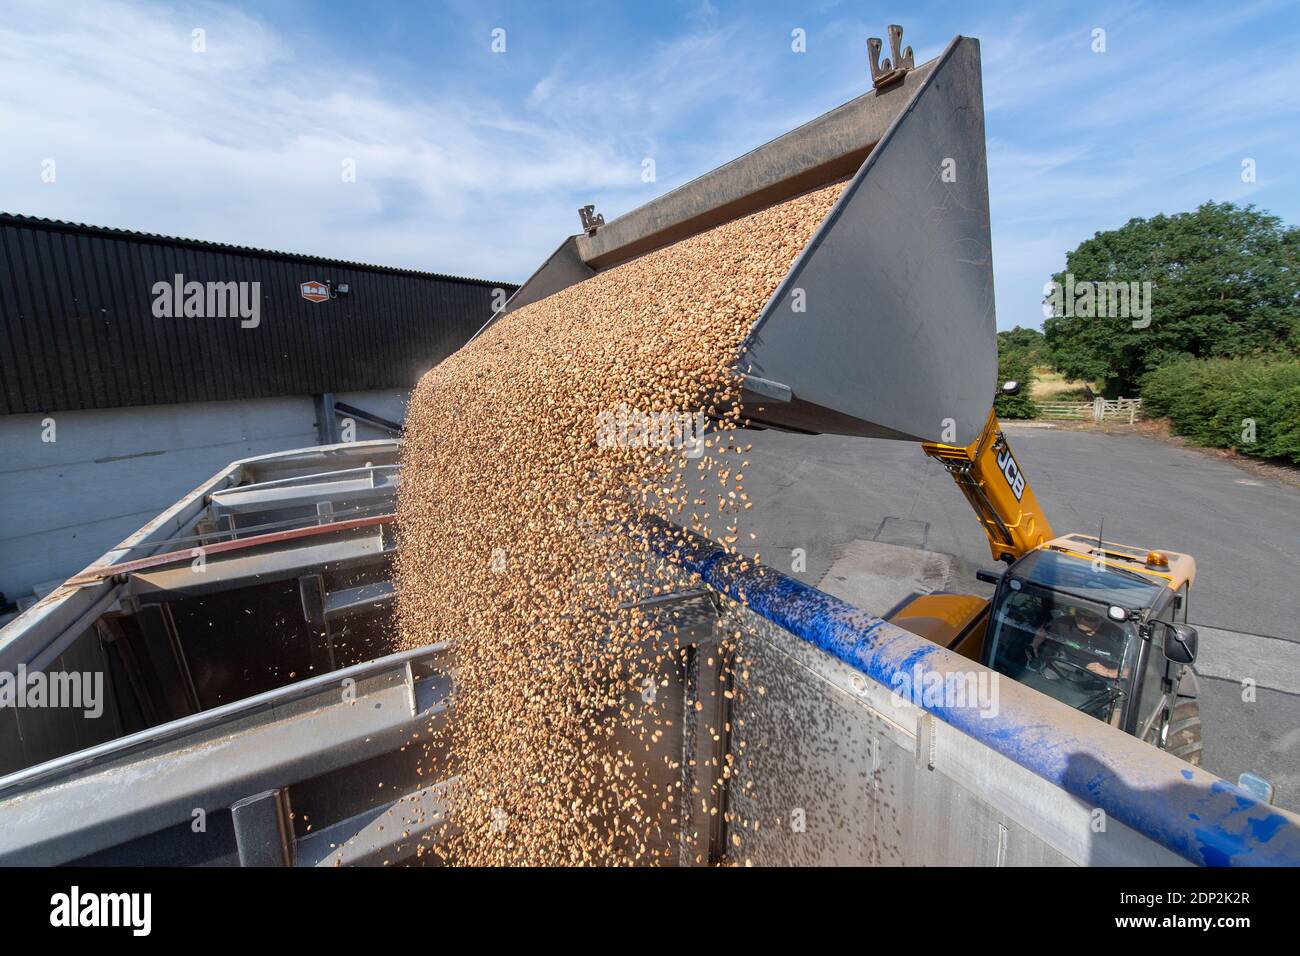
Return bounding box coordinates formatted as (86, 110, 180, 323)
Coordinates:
(659, 526, 1300, 867)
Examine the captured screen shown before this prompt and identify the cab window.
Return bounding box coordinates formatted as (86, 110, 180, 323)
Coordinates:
(985, 582, 1134, 725)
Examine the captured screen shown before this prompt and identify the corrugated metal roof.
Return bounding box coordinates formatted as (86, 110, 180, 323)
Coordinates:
(0, 213, 513, 287)
(0, 215, 518, 415)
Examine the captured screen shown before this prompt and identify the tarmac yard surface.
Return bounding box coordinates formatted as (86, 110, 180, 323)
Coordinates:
(734, 422, 1300, 809)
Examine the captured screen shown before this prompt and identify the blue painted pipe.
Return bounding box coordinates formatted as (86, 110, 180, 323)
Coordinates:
(650, 522, 1300, 867)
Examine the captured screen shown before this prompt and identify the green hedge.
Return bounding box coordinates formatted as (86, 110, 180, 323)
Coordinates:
(1141, 356, 1300, 464)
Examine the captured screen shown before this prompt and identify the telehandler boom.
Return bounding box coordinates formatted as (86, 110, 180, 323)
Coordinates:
(922, 399, 1055, 565)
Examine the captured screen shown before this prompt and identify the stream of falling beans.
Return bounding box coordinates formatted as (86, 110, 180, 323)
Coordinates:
(394, 182, 846, 865)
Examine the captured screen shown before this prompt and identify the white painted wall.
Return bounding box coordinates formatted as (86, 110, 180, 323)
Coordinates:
(0, 389, 408, 602)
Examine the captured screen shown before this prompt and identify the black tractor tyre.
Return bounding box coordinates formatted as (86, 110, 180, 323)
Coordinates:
(1166, 668, 1203, 767)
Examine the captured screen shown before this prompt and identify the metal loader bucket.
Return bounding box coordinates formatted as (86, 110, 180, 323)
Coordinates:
(484, 32, 996, 446)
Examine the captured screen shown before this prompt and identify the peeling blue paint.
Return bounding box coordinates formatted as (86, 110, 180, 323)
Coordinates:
(1249, 814, 1287, 843)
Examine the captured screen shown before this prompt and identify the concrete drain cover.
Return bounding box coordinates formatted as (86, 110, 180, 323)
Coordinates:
(873, 516, 930, 549)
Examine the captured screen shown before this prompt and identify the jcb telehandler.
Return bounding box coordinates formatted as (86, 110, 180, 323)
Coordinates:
(887, 387, 1203, 764)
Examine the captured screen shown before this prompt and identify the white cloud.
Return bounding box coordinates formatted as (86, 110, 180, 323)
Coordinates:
(0, 0, 642, 282)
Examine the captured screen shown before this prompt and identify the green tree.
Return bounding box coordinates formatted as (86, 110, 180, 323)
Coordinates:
(997, 325, 1048, 367)
(1043, 202, 1300, 395)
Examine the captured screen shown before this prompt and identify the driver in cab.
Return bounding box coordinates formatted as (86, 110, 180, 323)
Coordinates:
(1027, 605, 1127, 680)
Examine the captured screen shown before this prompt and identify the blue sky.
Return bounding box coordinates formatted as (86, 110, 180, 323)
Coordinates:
(2, 0, 1298, 329)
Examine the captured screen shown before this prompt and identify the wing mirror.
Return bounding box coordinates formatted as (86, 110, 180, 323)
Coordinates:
(1158, 621, 1199, 664)
(1000, 380, 1021, 396)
